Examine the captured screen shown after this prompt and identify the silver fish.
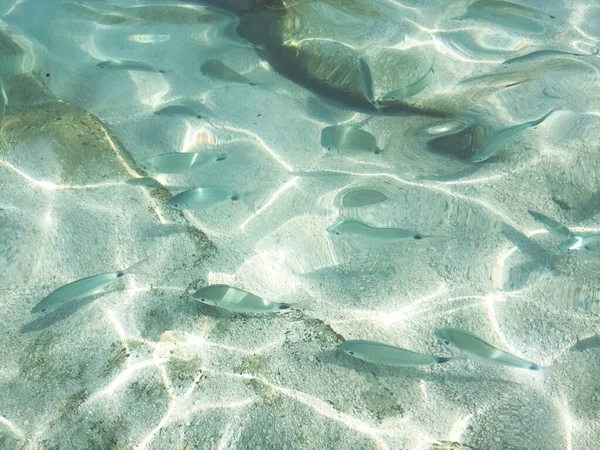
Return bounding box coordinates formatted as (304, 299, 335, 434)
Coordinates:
(139, 152, 224, 174)
(338, 189, 387, 207)
(327, 219, 426, 240)
(339, 340, 456, 367)
(32, 260, 146, 313)
(528, 210, 573, 240)
(321, 126, 381, 155)
(201, 59, 255, 84)
(435, 327, 553, 371)
(193, 284, 314, 313)
(358, 57, 378, 110)
(97, 59, 166, 73)
(471, 109, 556, 163)
(458, 0, 547, 34)
(381, 66, 434, 101)
(503, 49, 593, 65)
(154, 105, 202, 119)
(558, 234, 600, 252)
(167, 187, 238, 210)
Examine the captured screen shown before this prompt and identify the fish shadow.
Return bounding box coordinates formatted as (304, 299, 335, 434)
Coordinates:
(143, 223, 188, 239)
(21, 291, 112, 333)
(570, 335, 600, 352)
(575, 189, 600, 222)
(417, 164, 485, 183)
(499, 223, 563, 291)
(316, 349, 508, 384)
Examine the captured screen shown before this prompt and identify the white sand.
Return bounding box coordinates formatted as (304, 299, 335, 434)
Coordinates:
(1, 0, 599, 449)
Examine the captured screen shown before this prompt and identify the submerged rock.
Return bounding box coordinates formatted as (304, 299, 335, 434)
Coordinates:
(197, 0, 446, 116)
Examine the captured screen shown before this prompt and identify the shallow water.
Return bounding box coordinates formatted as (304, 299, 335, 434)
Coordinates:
(1, 0, 599, 449)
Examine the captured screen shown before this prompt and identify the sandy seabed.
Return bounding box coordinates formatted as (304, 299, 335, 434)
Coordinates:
(1, 0, 600, 449)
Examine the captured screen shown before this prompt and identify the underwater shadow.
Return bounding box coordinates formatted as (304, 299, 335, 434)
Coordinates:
(570, 335, 600, 352)
(21, 291, 109, 333)
(575, 189, 600, 223)
(143, 223, 189, 239)
(501, 223, 557, 268)
(316, 349, 516, 385)
(417, 164, 486, 183)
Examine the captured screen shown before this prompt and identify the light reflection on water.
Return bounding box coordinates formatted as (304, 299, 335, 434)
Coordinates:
(0, 0, 599, 449)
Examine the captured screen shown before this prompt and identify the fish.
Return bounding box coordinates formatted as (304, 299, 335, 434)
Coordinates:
(97, 59, 167, 73)
(358, 57, 378, 110)
(339, 340, 458, 367)
(31, 260, 146, 313)
(457, 0, 547, 35)
(167, 187, 239, 210)
(138, 152, 225, 174)
(338, 189, 388, 207)
(434, 327, 561, 371)
(558, 234, 600, 252)
(201, 59, 255, 85)
(327, 219, 427, 240)
(503, 49, 595, 65)
(380, 66, 434, 101)
(471, 108, 556, 163)
(528, 210, 573, 240)
(321, 126, 381, 155)
(154, 105, 203, 119)
(193, 284, 315, 313)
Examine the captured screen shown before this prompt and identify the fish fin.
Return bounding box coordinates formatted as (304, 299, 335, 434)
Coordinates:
(123, 259, 148, 276)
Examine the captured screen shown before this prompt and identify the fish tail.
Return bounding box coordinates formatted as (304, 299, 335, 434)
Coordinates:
(241, 187, 272, 212)
(122, 258, 148, 276)
(292, 297, 317, 311)
(540, 363, 568, 373)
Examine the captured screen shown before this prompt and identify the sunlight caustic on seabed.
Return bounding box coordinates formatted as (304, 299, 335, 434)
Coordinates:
(0, 415, 25, 440)
(3, 0, 600, 448)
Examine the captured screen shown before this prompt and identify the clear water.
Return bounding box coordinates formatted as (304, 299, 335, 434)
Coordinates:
(1, 0, 599, 449)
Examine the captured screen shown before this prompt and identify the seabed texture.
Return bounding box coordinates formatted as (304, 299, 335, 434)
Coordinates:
(1, 0, 600, 449)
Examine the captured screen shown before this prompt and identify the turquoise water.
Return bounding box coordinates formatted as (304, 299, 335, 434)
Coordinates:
(1, 0, 600, 449)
